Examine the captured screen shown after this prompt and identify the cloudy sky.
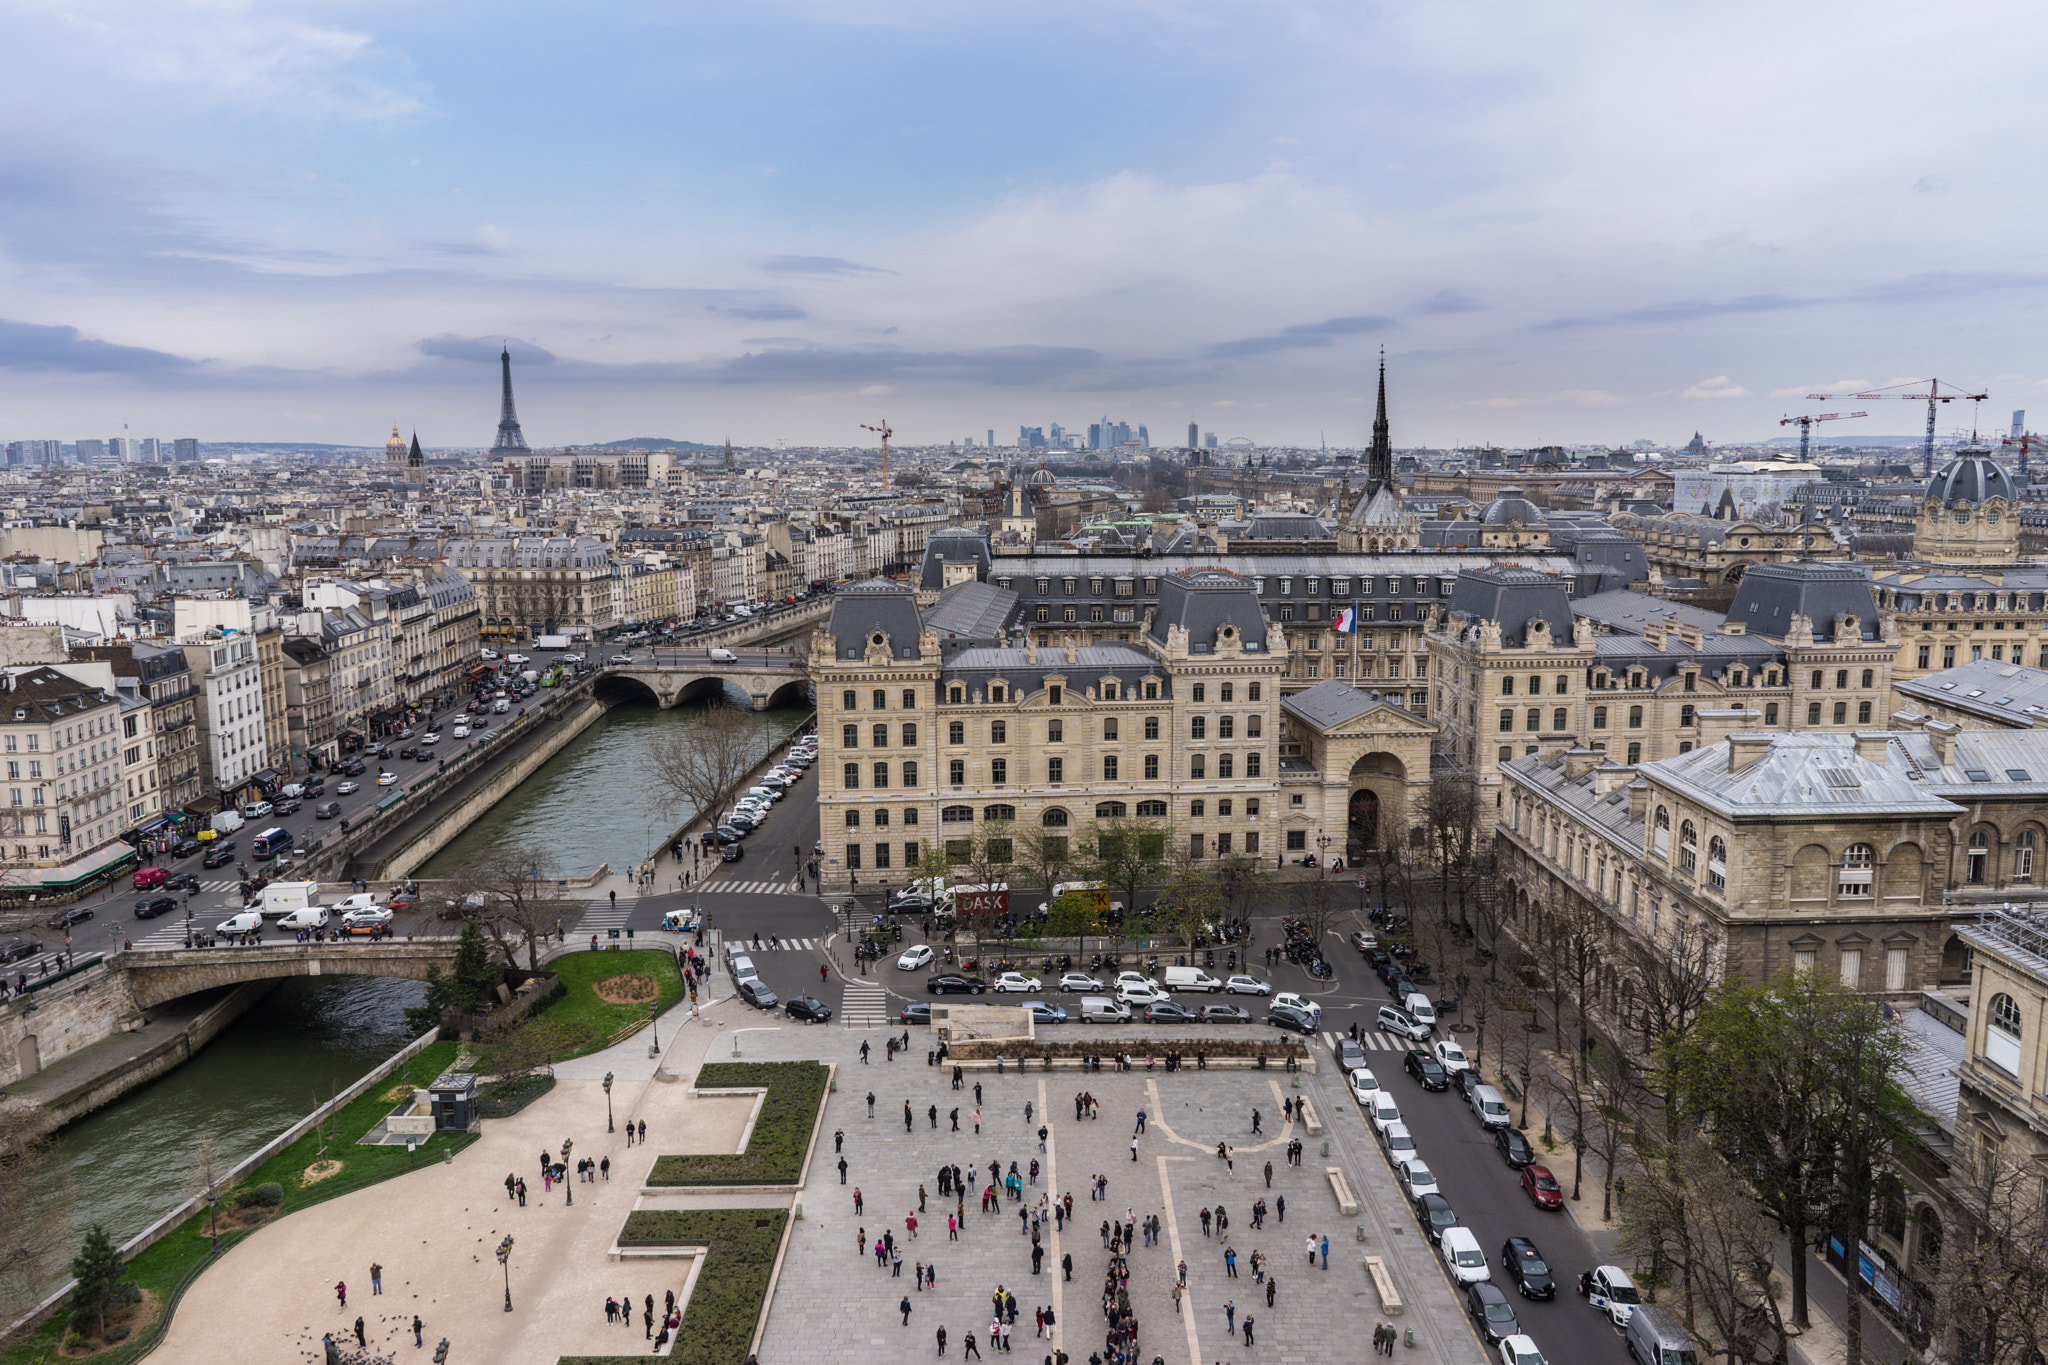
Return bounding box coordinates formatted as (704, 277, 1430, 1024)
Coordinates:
(2, 0, 2044, 450)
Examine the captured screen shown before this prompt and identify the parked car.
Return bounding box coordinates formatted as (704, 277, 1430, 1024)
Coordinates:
(1334, 1038, 1370, 1072)
(1396, 1158, 1440, 1202)
(1268, 1003, 1317, 1035)
(241, 801, 273, 818)
(1499, 1237, 1556, 1299)
(1578, 1264, 1642, 1325)
(1058, 971, 1105, 993)
(926, 974, 987, 995)
(1521, 1164, 1564, 1210)
(134, 896, 177, 919)
(897, 944, 935, 970)
(1403, 1049, 1450, 1091)
(1198, 1003, 1251, 1024)
(1349, 1067, 1381, 1106)
(1433, 1039, 1471, 1075)
(991, 971, 1042, 994)
(1143, 1001, 1197, 1024)
(1021, 1000, 1069, 1025)
(45, 906, 94, 930)
(1224, 974, 1272, 995)
(1467, 1282, 1522, 1347)
(737, 978, 778, 1010)
(1413, 1193, 1458, 1244)
(1495, 1126, 1537, 1168)
(784, 994, 832, 1023)
(1498, 1336, 1548, 1365)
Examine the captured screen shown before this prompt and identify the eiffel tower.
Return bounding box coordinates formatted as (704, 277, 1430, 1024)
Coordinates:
(490, 346, 530, 454)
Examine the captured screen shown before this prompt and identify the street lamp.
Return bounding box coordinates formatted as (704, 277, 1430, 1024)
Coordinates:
(205, 1190, 218, 1254)
(648, 1000, 660, 1055)
(603, 1071, 614, 1132)
(496, 1235, 514, 1312)
(560, 1140, 573, 1205)
(1314, 831, 1333, 874)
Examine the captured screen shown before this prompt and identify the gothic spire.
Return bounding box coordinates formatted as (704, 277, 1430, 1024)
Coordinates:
(408, 431, 424, 468)
(1368, 347, 1392, 492)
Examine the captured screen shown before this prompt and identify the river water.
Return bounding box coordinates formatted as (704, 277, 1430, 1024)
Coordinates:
(48, 689, 810, 1291)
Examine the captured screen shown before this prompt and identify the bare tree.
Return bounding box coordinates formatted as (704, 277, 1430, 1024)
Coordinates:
(639, 699, 766, 836)
(0, 1106, 76, 1328)
(1922, 1138, 2048, 1365)
(1285, 875, 1347, 971)
(1418, 771, 1483, 925)
(1584, 1036, 1645, 1223)
(1214, 854, 1272, 929)
(1012, 823, 1076, 931)
(1158, 854, 1226, 952)
(1626, 914, 1724, 1141)
(451, 848, 576, 970)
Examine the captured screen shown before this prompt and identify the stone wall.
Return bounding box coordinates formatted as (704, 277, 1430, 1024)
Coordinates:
(20, 980, 274, 1132)
(0, 961, 136, 1088)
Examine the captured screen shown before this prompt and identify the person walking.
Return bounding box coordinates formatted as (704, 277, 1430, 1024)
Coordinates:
(937, 1324, 948, 1356)
(354, 1317, 366, 1349)
(1264, 1160, 1273, 1188)
(962, 1325, 981, 1358)
(1171, 1281, 1183, 1314)
(1251, 1107, 1261, 1135)
(840, 1157, 849, 1184)
(1320, 1234, 1330, 1269)
(335, 1281, 347, 1311)
(902, 1295, 914, 1326)
(1242, 1316, 1255, 1347)
(1275, 1193, 1285, 1223)
(411, 1316, 423, 1348)
(370, 1262, 383, 1295)
(1130, 1136, 1139, 1162)
(1224, 1300, 1235, 1334)
(637, 1119, 645, 1144)
(1265, 1275, 1276, 1308)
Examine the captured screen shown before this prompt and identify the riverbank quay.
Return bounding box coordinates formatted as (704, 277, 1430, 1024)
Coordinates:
(0, 1030, 466, 1361)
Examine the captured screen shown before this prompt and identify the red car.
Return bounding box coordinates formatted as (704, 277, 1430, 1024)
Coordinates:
(1521, 1164, 1564, 1210)
(133, 865, 170, 890)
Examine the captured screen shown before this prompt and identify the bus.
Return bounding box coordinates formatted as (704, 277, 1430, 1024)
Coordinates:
(251, 826, 291, 859)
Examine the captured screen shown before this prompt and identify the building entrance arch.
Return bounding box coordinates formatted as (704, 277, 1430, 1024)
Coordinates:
(1349, 788, 1381, 851)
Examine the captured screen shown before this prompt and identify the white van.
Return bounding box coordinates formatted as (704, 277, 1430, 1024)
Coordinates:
(492, 698, 511, 713)
(332, 892, 382, 914)
(1440, 1227, 1491, 1285)
(1404, 992, 1438, 1031)
(277, 906, 329, 932)
(746, 785, 781, 804)
(708, 647, 739, 664)
(1162, 966, 1223, 993)
(1625, 1305, 1699, 1365)
(452, 723, 471, 739)
(1470, 1084, 1512, 1129)
(1078, 996, 1130, 1023)
(216, 910, 263, 935)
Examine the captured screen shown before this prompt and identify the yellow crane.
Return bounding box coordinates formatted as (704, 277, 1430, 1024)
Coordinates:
(861, 420, 893, 482)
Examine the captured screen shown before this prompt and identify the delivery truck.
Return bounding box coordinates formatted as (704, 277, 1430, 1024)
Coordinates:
(261, 880, 320, 919)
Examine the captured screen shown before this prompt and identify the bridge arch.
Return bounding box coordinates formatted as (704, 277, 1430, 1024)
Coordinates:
(764, 678, 814, 710)
(122, 943, 458, 1010)
(593, 673, 663, 707)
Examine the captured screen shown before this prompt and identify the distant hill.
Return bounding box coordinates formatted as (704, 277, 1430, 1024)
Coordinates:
(586, 437, 720, 451)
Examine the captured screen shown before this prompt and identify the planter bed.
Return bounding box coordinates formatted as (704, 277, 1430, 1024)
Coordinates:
(645, 1063, 826, 1187)
(564, 1210, 786, 1365)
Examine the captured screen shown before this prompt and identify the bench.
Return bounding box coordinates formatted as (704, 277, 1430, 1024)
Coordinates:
(1325, 1165, 1359, 1215)
(1297, 1097, 1324, 1136)
(1364, 1254, 1403, 1315)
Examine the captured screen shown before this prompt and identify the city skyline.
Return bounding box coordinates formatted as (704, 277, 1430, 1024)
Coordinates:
(0, 1, 2042, 447)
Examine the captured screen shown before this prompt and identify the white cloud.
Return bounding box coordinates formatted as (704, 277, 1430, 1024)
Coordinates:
(1770, 378, 1871, 397)
(1682, 376, 1751, 399)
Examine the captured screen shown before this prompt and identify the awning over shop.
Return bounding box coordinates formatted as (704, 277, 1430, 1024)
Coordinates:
(250, 768, 282, 788)
(0, 841, 138, 891)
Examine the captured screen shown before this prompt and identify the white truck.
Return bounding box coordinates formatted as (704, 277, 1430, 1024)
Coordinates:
(260, 880, 321, 919)
(211, 809, 245, 835)
(534, 634, 574, 650)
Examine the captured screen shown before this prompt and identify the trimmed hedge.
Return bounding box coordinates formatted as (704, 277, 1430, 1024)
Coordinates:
(947, 1036, 1309, 1062)
(645, 1062, 826, 1187)
(477, 1072, 556, 1118)
(565, 1209, 786, 1365)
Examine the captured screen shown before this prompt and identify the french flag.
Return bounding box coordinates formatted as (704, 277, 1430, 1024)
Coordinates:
(1332, 607, 1356, 633)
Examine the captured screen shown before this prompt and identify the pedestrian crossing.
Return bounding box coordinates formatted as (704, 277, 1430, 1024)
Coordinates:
(198, 878, 238, 892)
(577, 904, 634, 934)
(1322, 1029, 1415, 1052)
(840, 983, 888, 1027)
(723, 937, 826, 952)
(695, 878, 809, 896)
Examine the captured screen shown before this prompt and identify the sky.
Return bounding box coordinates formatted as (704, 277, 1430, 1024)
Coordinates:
(2, 0, 2046, 451)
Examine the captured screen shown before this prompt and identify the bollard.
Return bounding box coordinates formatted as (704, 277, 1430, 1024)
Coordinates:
(1404, 1326, 1414, 1348)
(1356, 1223, 1365, 1241)
(1322, 1140, 1330, 1157)
(794, 1202, 804, 1220)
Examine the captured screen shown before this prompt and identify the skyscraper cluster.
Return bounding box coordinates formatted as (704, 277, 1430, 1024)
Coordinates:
(3, 437, 197, 465)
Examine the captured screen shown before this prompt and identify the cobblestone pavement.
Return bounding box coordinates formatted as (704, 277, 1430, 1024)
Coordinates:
(757, 1033, 1490, 1365)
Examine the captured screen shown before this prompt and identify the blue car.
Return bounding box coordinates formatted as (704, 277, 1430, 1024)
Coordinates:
(1019, 1000, 1068, 1024)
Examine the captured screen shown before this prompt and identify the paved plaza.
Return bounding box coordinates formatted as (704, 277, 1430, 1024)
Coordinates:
(136, 976, 1485, 1365)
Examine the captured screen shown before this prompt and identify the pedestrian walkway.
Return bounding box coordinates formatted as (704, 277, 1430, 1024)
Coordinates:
(695, 876, 809, 895)
(577, 902, 634, 935)
(1321, 1029, 1414, 1053)
(839, 983, 888, 1027)
(723, 936, 828, 952)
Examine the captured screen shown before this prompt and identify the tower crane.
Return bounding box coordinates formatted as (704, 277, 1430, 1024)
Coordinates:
(860, 420, 893, 482)
(1778, 410, 1866, 461)
(1806, 379, 1988, 476)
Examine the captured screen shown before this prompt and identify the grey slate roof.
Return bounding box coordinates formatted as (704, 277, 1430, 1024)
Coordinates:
(1572, 589, 1727, 636)
(1145, 569, 1270, 654)
(823, 579, 926, 661)
(1642, 733, 1966, 818)
(917, 530, 993, 590)
(937, 642, 1165, 700)
(1446, 567, 1573, 647)
(1726, 561, 1879, 642)
(922, 580, 1020, 642)
(1927, 451, 2020, 506)
(1280, 679, 1421, 731)
(1895, 659, 2048, 728)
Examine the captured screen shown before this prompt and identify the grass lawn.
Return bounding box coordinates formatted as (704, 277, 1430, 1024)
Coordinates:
(2, 1039, 474, 1365)
(646, 1062, 827, 1187)
(562, 1209, 787, 1365)
(526, 949, 685, 1061)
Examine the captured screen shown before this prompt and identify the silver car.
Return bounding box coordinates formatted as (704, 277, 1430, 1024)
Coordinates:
(1224, 974, 1272, 996)
(1335, 1038, 1370, 1072)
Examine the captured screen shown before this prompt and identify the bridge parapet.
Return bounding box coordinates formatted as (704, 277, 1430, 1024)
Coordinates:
(121, 940, 460, 1009)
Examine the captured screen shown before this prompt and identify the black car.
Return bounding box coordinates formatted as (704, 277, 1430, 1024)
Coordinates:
(713, 824, 744, 845)
(926, 974, 987, 996)
(1453, 1067, 1484, 1100)
(1, 938, 41, 963)
(172, 837, 203, 859)
(1499, 1236, 1556, 1299)
(1143, 1001, 1197, 1024)
(416, 750, 435, 763)
(899, 1002, 933, 1026)
(203, 843, 236, 868)
(1392, 975, 1419, 1001)
(1466, 1281, 1521, 1345)
(737, 978, 778, 1009)
(134, 896, 177, 919)
(1364, 948, 1392, 971)
(45, 906, 93, 930)
(1412, 1192, 1458, 1244)
(1268, 1003, 1317, 1035)
(784, 994, 833, 1023)
(721, 843, 745, 863)
(398, 747, 419, 760)
(166, 874, 201, 894)
(1376, 959, 1402, 986)
(1494, 1126, 1537, 1169)
(1403, 1049, 1449, 1090)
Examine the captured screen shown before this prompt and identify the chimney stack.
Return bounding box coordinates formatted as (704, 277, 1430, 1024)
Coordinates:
(1626, 777, 1650, 823)
(1854, 732, 1894, 766)
(1728, 733, 1773, 773)
(1926, 719, 1959, 767)
(1563, 745, 1601, 781)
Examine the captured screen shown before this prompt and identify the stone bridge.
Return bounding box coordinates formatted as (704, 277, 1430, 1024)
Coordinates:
(594, 648, 813, 711)
(120, 940, 460, 1009)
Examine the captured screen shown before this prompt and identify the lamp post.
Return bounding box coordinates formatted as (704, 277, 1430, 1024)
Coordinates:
(603, 1072, 614, 1133)
(496, 1235, 514, 1312)
(648, 1000, 660, 1055)
(561, 1140, 573, 1205)
(1314, 831, 1332, 875)
(205, 1190, 218, 1254)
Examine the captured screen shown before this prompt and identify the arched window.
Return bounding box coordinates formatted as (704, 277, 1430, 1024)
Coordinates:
(1918, 1207, 1943, 1263)
(1502, 676, 1515, 696)
(1220, 683, 1234, 702)
(1499, 709, 1514, 733)
(1095, 801, 1128, 819)
(1987, 992, 2024, 1075)
(1861, 668, 1875, 688)
(1707, 837, 1727, 892)
(983, 804, 1016, 822)
(1653, 807, 1670, 854)
(1679, 821, 1698, 876)
(1628, 706, 1643, 729)
(2016, 829, 2037, 883)
(1838, 843, 1874, 897)
(941, 805, 973, 823)
(1968, 829, 1990, 885)
(1135, 800, 1167, 817)
(1526, 708, 1540, 732)
(1041, 808, 1069, 827)
(1626, 742, 1641, 764)
(1680, 704, 1696, 728)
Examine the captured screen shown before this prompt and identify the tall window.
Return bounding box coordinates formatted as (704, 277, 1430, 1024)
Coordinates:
(1626, 742, 1641, 764)
(1987, 992, 2024, 1075)
(1526, 708, 1540, 732)
(1047, 758, 1064, 784)
(949, 759, 964, 785)
(1144, 754, 1159, 779)
(843, 763, 860, 789)
(991, 721, 1006, 743)
(1499, 710, 1514, 733)
(1191, 755, 1206, 780)
(1592, 707, 1607, 729)
(872, 762, 889, 789)
(1838, 843, 1874, 897)
(1553, 708, 1568, 731)
(1707, 837, 1727, 892)
(1628, 706, 1643, 729)
(1144, 716, 1159, 740)
(1967, 830, 1989, 884)
(1102, 756, 1118, 781)
(1653, 807, 1670, 854)
(1678, 821, 1698, 876)
(2016, 829, 2036, 883)
(949, 721, 964, 745)
(991, 759, 1007, 785)
(1191, 717, 1206, 740)
(842, 724, 858, 748)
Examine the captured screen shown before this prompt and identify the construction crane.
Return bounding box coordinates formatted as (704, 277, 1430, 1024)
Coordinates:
(1778, 410, 1866, 461)
(1807, 379, 1989, 476)
(860, 420, 893, 482)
